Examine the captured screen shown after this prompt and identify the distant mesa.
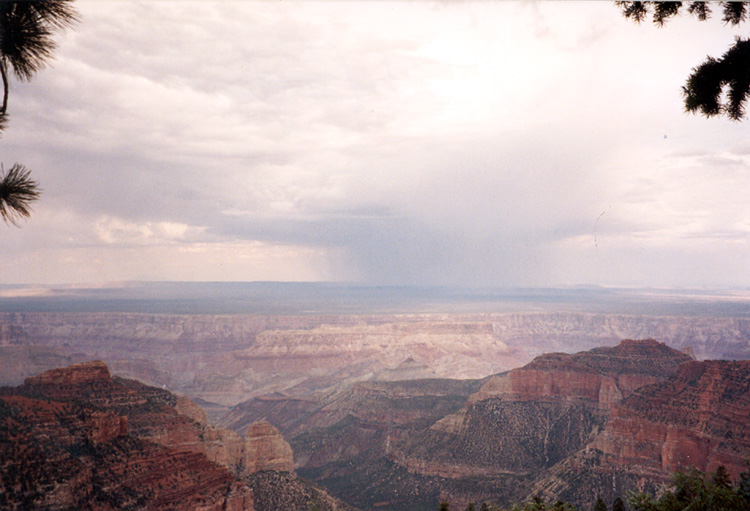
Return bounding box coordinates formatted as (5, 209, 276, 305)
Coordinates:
(464, 338, 693, 410)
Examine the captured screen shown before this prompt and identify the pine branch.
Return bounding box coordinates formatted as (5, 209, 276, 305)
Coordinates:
(683, 38, 750, 120)
(0, 163, 41, 226)
(0, 0, 79, 81)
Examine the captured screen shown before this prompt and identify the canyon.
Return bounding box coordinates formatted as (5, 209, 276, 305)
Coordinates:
(2, 311, 750, 412)
(529, 358, 750, 507)
(595, 359, 750, 478)
(1, 340, 749, 510)
(218, 339, 749, 511)
(2, 299, 750, 510)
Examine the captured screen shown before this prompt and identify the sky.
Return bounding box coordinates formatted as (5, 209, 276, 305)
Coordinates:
(1, 0, 750, 289)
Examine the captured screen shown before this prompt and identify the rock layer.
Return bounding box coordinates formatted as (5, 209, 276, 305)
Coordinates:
(24, 359, 112, 386)
(465, 339, 694, 410)
(530, 359, 750, 510)
(398, 340, 693, 479)
(246, 339, 702, 511)
(4, 310, 750, 406)
(244, 420, 295, 473)
(593, 359, 750, 478)
(1, 360, 354, 511)
(21, 361, 295, 478)
(0, 383, 252, 510)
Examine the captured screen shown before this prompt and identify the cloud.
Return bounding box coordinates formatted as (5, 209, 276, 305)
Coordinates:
(94, 217, 207, 245)
(1, 1, 750, 288)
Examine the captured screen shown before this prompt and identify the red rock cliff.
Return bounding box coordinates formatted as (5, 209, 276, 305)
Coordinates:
(24, 359, 111, 386)
(406, 340, 694, 483)
(0, 391, 253, 510)
(467, 339, 693, 411)
(593, 359, 750, 479)
(22, 361, 297, 480)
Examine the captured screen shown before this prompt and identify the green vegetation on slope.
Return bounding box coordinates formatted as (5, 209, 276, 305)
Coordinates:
(430, 465, 750, 511)
(629, 465, 750, 511)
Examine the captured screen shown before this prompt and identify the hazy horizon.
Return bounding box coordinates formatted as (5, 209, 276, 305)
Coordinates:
(3, 281, 750, 316)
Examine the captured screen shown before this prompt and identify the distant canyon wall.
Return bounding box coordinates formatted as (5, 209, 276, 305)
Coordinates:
(1, 311, 749, 406)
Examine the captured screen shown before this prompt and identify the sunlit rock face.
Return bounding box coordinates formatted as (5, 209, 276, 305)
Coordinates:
(244, 420, 295, 474)
(21, 360, 296, 474)
(24, 359, 112, 386)
(216, 339, 707, 511)
(0, 360, 364, 511)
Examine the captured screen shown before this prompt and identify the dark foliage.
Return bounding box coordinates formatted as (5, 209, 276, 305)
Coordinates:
(652, 2, 682, 26)
(617, 1, 750, 120)
(683, 37, 750, 120)
(628, 465, 750, 511)
(0, 1, 78, 225)
(0, 1, 77, 89)
(687, 2, 710, 21)
(723, 2, 748, 25)
(617, 1, 749, 26)
(0, 163, 40, 225)
(509, 496, 576, 511)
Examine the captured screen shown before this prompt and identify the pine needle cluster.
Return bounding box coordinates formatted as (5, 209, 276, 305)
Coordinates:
(0, 163, 40, 225)
(0, 0, 78, 225)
